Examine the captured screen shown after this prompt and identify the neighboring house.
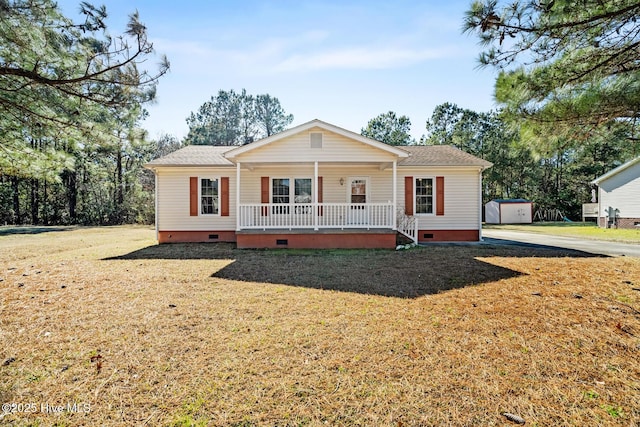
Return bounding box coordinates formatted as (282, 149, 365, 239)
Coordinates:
(591, 156, 640, 229)
(145, 119, 492, 249)
(485, 199, 533, 224)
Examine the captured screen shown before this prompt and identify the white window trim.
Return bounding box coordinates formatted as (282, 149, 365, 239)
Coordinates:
(271, 177, 314, 205)
(414, 176, 435, 216)
(346, 176, 371, 203)
(199, 177, 220, 216)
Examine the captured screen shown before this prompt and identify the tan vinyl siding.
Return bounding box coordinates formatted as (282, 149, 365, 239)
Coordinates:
(398, 167, 481, 230)
(155, 165, 482, 232)
(238, 166, 481, 229)
(238, 165, 396, 204)
(156, 167, 236, 231)
(234, 127, 397, 164)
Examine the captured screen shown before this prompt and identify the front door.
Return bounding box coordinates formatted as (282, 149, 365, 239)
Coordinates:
(348, 177, 369, 225)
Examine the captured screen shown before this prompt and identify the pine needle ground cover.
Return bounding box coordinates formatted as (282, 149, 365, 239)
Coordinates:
(0, 226, 638, 426)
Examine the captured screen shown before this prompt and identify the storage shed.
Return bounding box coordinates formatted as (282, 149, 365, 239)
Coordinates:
(485, 199, 533, 224)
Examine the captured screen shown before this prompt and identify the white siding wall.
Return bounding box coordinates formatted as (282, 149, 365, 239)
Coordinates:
(598, 162, 640, 217)
(235, 127, 398, 164)
(156, 167, 236, 231)
(485, 201, 500, 224)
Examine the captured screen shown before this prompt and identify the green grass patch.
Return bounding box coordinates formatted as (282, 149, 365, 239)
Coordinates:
(484, 222, 640, 243)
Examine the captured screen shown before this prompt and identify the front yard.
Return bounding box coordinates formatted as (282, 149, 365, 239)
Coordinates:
(0, 226, 639, 426)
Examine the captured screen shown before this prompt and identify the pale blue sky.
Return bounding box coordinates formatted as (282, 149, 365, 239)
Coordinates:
(56, 1, 498, 141)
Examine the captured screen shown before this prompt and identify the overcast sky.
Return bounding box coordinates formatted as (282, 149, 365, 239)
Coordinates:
(56, 0, 498, 141)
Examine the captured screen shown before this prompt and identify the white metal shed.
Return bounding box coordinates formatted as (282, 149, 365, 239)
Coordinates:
(485, 199, 533, 224)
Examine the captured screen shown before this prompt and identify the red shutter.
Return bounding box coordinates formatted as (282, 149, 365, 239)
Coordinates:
(189, 177, 198, 216)
(436, 176, 444, 216)
(220, 177, 229, 216)
(261, 176, 269, 216)
(317, 176, 323, 216)
(404, 176, 413, 215)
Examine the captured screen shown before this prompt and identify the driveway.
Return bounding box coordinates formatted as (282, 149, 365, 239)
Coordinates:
(482, 229, 640, 257)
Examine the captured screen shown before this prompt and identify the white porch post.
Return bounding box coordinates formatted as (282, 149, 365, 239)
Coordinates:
(236, 162, 241, 231)
(392, 160, 397, 230)
(314, 161, 319, 231)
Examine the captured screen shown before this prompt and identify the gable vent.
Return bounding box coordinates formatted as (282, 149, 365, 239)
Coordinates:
(310, 132, 323, 148)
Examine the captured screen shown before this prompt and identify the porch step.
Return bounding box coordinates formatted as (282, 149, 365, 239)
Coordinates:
(396, 231, 415, 246)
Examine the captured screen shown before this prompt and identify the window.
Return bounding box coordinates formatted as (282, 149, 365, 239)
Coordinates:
(200, 178, 219, 215)
(415, 178, 433, 214)
(272, 177, 312, 214)
(294, 178, 312, 203)
(350, 179, 367, 204)
(294, 178, 312, 213)
(272, 178, 290, 214)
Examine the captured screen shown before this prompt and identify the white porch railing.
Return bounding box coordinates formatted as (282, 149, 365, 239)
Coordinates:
(238, 203, 394, 230)
(396, 209, 418, 244)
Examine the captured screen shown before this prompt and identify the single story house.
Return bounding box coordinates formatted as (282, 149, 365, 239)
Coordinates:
(145, 119, 492, 249)
(591, 156, 640, 229)
(485, 199, 533, 224)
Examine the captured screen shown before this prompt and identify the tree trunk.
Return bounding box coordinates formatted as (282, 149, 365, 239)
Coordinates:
(115, 145, 124, 223)
(30, 178, 39, 225)
(43, 180, 48, 225)
(12, 176, 20, 224)
(116, 149, 123, 205)
(64, 170, 77, 223)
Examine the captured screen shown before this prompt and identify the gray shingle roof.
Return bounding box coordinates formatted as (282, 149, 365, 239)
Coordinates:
(398, 145, 492, 168)
(145, 145, 234, 167)
(145, 143, 492, 169)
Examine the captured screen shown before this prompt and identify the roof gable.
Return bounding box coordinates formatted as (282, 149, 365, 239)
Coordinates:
(224, 119, 409, 160)
(592, 156, 640, 185)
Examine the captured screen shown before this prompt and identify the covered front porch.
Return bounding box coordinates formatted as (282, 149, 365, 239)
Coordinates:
(222, 121, 417, 248)
(232, 159, 418, 246)
(237, 202, 417, 244)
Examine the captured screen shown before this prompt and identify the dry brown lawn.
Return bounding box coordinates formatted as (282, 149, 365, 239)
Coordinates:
(0, 226, 639, 426)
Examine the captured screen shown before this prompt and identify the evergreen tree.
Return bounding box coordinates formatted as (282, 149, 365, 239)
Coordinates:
(361, 111, 414, 145)
(184, 90, 294, 145)
(254, 94, 294, 138)
(0, 0, 168, 225)
(463, 1, 640, 145)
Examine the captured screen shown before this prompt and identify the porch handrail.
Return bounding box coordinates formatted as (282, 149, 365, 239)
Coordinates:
(396, 208, 418, 243)
(238, 203, 394, 230)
